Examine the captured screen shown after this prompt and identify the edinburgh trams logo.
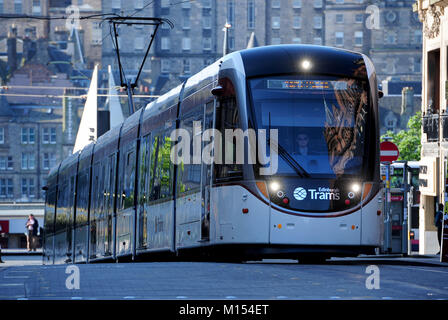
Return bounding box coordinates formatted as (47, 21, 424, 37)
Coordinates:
(293, 187, 307, 201)
(293, 187, 341, 201)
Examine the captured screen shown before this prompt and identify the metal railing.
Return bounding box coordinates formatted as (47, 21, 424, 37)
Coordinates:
(422, 113, 439, 142)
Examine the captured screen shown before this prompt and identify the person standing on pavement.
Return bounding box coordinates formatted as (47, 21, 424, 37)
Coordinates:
(435, 203, 444, 254)
(25, 214, 38, 252)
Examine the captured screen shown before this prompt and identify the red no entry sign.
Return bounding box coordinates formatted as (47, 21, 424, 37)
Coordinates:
(380, 141, 399, 163)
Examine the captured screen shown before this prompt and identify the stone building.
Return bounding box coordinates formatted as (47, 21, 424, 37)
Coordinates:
(325, 0, 422, 82)
(0, 0, 49, 40)
(0, 0, 103, 71)
(414, 0, 447, 255)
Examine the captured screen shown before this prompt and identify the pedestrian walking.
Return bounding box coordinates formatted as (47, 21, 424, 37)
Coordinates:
(435, 203, 444, 254)
(25, 214, 38, 252)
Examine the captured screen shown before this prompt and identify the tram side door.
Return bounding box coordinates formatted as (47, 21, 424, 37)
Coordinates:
(200, 101, 214, 241)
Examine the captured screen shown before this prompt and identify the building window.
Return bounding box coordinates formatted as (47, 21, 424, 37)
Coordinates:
(354, 31, 363, 46)
(313, 16, 322, 29)
(21, 153, 35, 170)
(183, 59, 191, 74)
(335, 32, 344, 46)
(22, 178, 35, 198)
(427, 49, 440, 113)
(247, 0, 255, 29)
(292, 37, 301, 44)
(182, 37, 191, 51)
(272, 16, 280, 29)
(14, 0, 22, 14)
(293, 16, 301, 29)
(0, 128, 4, 144)
(336, 0, 344, 3)
(112, 0, 121, 9)
(21, 128, 35, 144)
(202, 0, 212, 8)
(161, 59, 171, 73)
(203, 37, 212, 51)
(0, 156, 12, 170)
(46, 128, 56, 144)
(336, 14, 344, 24)
(32, 0, 40, 14)
(0, 178, 13, 198)
(182, 15, 191, 30)
(7, 156, 13, 170)
(43, 153, 56, 170)
(314, 0, 323, 8)
(161, 37, 170, 50)
(293, 0, 302, 8)
(203, 16, 212, 29)
(355, 14, 363, 23)
(42, 128, 49, 144)
(272, 0, 280, 8)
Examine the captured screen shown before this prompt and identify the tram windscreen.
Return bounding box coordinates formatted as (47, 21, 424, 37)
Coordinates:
(249, 76, 370, 178)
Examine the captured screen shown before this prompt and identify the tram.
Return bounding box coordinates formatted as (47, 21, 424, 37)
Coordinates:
(43, 45, 383, 264)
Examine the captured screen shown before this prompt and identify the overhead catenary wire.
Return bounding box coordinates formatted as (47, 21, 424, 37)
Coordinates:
(0, 93, 159, 99)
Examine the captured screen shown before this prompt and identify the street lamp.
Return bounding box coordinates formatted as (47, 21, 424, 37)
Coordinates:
(223, 21, 231, 56)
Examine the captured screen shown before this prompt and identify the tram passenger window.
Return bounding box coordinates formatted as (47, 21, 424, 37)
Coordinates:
(76, 171, 89, 225)
(149, 132, 173, 201)
(91, 163, 101, 217)
(177, 115, 202, 194)
(214, 82, 243, 182)
(44, 187, 56, 235)
(139, 134, 151, 205)
(123, 149, 136, 209)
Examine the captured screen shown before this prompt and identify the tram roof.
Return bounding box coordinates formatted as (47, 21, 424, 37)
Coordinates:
(239, 44, 367, 79)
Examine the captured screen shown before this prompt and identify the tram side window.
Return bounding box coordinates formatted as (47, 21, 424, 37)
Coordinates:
(139, 134, 151, 205)
(106, 154, 116, 214)
(44, 186, 57, 236)
(149, 131, 174, 201)
(214, 82, 243, 182)
(55, 181, 68, 233)
(76, 170, 89, 225)
(177, 115, 202, 194)
(118, 144, 136, 210)
(91, 162, 101, 218)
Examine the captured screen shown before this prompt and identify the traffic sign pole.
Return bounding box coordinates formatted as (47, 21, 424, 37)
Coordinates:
(384, 161, 392, 253)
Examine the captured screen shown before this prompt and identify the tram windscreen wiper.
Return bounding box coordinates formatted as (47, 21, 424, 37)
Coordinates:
(267, 137, 311, 178)
(267, 113, 310, 178)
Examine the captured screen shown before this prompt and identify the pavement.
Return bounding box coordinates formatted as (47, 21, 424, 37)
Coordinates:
(0, 252, 447, 300)
(1, 249, 42, 256)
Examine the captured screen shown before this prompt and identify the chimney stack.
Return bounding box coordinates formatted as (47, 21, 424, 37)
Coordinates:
(7, 25, 18, 73)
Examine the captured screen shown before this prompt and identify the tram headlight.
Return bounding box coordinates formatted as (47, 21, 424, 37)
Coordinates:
(301, 59, 312, 70)
(270, 182, 280, 192)
(351, 183, 361, 193)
